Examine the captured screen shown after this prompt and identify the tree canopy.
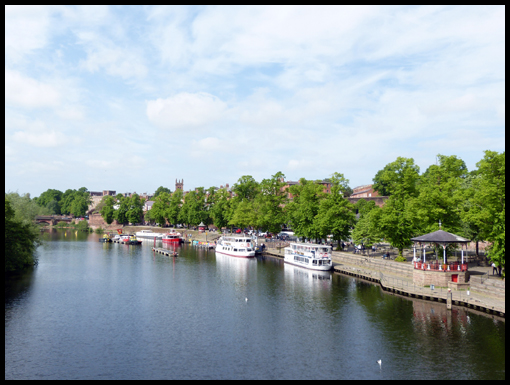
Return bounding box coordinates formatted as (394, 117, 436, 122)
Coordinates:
(5, 196, 41, 272)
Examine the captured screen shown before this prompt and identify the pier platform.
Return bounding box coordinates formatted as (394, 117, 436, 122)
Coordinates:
(152, 247, 178, 257)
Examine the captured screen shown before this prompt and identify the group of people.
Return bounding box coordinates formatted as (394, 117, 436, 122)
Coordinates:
(492, 262, 502, 276)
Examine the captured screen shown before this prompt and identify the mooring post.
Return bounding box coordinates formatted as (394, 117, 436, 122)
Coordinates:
(447, 288, 452, 310)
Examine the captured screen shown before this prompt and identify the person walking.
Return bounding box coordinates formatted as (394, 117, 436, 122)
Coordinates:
(492, 262, 497, 275)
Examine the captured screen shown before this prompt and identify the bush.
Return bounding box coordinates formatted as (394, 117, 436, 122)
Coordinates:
(394, 255, 407, 262)
(76, 220, 90, 232)
(95, 227, 104, 234)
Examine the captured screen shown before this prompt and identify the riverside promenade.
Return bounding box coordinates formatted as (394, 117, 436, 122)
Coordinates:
(262, 246, 505, 318)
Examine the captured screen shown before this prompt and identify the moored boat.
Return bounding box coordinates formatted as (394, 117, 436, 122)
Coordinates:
(120, 234, 142, 245)
(135, 229, 164, 240)
(99, 233, 112, 242)
(283, 242, 332, 271)
(162, 232, 183, 244)
(215, 235, 255, 258)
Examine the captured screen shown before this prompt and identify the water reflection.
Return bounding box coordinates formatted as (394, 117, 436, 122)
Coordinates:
(283, 263, 332, 295)
(214, 253, 257, 283)
(40, 228, 95, 242)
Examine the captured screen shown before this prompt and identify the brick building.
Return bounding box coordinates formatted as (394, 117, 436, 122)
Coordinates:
(350, 184, 379, 198)
(282, 180, 331, 200)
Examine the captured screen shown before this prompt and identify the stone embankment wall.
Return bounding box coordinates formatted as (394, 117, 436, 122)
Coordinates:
(88, 213, 120, 229)
(332, 252, 413, 279)
(469, 275, 505, 299)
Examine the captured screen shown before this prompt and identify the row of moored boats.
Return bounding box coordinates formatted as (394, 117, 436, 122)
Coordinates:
(101, 231, 333, 272)
(215, 235, 333, 271)
(99, 230, 184, 245)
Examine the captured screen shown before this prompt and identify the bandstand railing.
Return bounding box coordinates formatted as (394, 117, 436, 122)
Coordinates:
(414, 261, 468, 272)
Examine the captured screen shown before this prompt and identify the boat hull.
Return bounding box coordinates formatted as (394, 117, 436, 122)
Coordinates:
(215, 246, 255, 258)
(215, 250, 255, 258)
(162, 239, 181, 244)
(284, 259, 332, 271)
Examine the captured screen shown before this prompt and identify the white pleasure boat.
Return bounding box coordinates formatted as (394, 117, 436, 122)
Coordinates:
(135, 229, 164, 239)
(215, 235, 256, 258)
(283, 242, 333, 271)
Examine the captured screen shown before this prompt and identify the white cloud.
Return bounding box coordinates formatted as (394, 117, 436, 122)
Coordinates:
(5, 5, 56, 64)
(80, 42, 148, 79)
(5, 69, 61, 109)
(146, 92, 228, 129)
(12, 129, 67, 148)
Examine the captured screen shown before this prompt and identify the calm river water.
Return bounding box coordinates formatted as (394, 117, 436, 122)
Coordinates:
(5, 230, 505, 380)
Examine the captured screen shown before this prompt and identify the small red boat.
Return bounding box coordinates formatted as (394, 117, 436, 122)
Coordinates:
(162, 232, 182, 244)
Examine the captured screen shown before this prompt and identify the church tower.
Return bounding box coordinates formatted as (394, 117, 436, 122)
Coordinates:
(175, 179, 184, 191)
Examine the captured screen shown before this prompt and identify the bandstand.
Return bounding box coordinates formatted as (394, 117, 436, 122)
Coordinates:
(411, 230, 470, 290)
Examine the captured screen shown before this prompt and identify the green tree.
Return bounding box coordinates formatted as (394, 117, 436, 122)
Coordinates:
(35, 189, 63, 214)
(210, 188, 231, 231)
(285, 178, 327, 241)
(5, 192, 50, 224)
(376, 157, 421, 258)
(229, 200, 256, 230)
(59, 189, 76, 214)
(351, 201, 383, 248)
(70, 194, 90, 217)
(166, 189, 183, 225)
(254, 171, 288, 234)
(59, 188, 90, 217)
(153, 186, 172, 198)
(316, 173, 356, 247)
(100, 196, 116, 225)
(5, 197, 41, 272)
(127, 193, 144, 224)
(462, 151, 505, 274)
(229, 176, 260, 230)
(115, 195, 130, 225)
(372, 162, 401, 196)
(232, 175, 259, 201)
(414, 154, 468, 235)
(150, 192, 171, 226)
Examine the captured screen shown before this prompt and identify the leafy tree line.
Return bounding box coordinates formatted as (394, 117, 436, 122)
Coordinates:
(34, 187, 91, 217)
(126, 172, 357, 246)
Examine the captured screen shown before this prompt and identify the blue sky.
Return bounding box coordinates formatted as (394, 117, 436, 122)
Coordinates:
(5, 5, 505, 197)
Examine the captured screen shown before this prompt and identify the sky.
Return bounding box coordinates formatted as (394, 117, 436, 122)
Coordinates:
(5, 5, 505, 198)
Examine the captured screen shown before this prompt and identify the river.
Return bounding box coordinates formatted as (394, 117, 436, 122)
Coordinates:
(5, 230, 505, 380)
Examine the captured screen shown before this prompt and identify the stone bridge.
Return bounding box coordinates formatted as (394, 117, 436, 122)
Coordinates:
(35, 215, 75, 225)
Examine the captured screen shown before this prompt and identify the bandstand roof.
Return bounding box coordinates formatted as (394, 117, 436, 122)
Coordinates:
(411, 230, 470, 244)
